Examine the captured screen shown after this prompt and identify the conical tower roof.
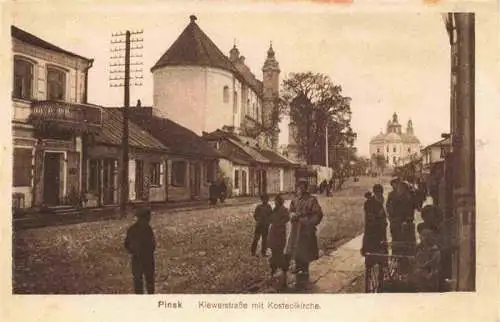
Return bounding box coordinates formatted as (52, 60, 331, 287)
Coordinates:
(151, 15, 236, 73)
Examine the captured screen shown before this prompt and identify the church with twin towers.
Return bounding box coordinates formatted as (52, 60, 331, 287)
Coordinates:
(150, 14, 282, 151)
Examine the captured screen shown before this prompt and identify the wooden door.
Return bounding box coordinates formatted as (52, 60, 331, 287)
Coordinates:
(43, 152, 61, 205)
(102, 159, 116, 205)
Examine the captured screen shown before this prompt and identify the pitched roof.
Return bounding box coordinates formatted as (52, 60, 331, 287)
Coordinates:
(95, 109, 168, 151)
(203, 129, 270, 164)
(128, 112, 221, 158)
(258, 149, 297, 167)
(422, 137, 451, 150)
(11, 25, 92, 62)
(151, 15, 236, 73)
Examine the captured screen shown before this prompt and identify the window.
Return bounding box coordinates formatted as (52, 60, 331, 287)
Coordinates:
(393, 147, 396, 153)
(233, 91, 238, 113)
(393, 156, 397, 164)
(223, 86, 229, 103)
(377, 148, 380, 153)
(88, 159, 99, 193)
(408, 148, 411, 153)
(150, 162, 161, 186)
(171, 161, 186, 187)
(234, 169, 240, 189)
(386, 146, 389, 153)
(13, 58, 34, 100)
(47, 67, 66, 100)
(13, 148, 32, 187)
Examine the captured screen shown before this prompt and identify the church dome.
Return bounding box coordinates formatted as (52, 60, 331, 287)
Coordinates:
(402, 133, 420, 144)
(385, 132, 403, 143)
(370, 132, 386, 144)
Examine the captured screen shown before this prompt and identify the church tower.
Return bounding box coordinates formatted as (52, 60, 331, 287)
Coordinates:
(262, 42, 280, 151)
(406, 119, 414, 135)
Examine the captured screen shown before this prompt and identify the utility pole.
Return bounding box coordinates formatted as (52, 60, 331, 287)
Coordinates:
(325, 122, 329, 167)
(109, 29, 144, 217)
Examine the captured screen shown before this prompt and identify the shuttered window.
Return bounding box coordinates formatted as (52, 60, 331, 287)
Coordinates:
(13, 58, 34, 100)
(47, 67, 66, 101)
(150, 162, 161, 186)
(13, 148, 32, 187)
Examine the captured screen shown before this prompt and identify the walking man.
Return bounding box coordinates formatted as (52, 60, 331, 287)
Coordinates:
(124, 208, 156, 294)
(286, 180, 324, 288)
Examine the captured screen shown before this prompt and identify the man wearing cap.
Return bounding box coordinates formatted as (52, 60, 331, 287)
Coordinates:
(286, 179, 324, 285)
(124, 208, 156, 294)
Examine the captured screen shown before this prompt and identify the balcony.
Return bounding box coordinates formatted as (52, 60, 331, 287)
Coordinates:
(30, 100, 102, 133)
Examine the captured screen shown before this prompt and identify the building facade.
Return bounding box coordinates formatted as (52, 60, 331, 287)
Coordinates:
(11, 26, 102, 210)
(369, 112, 421, 168)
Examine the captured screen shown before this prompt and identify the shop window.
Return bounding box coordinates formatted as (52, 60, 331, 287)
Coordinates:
(234, 169, 240, 189)
(171, 161, 186, 187)
(88, 159, 99, 193)
(150, 162, 161, 186)
(47, 66, 66, 100)
(13, 58, 34, 100)
(13, 148, 32, 187)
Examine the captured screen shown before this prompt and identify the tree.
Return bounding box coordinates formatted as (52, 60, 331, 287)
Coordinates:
(282, 72, 356, 167)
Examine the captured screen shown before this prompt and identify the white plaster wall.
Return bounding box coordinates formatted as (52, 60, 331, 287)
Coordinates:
(13, 39, 87, 104)
(153, 66, 236, 135)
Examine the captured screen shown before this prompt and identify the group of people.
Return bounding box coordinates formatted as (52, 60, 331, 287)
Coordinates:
(250, 180, 324, 289)
(209, 178, 228, 205)
(123, 179, 324, 294)
(361, 177, 447, 292)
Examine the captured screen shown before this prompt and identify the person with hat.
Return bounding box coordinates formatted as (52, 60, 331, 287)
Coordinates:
(285, 179, 324, 287)
(124, 208, 156, 294)
(251, 194, 273, 257)
(267, 194, 291, 286)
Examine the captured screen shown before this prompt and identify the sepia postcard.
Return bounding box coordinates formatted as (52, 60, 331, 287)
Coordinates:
(1, 0, 499, 321)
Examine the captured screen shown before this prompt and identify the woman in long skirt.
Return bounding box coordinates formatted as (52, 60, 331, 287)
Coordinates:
(268, 194, 290, 286)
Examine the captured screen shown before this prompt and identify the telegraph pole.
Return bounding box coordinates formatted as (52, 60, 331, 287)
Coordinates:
(325, 123, 329, 167)
(109, 29, 144, 217)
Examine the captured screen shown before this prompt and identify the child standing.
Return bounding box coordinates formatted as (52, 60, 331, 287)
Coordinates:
(412, 223, 441, 292)
(251, 194, 273, 257)
(267, 194, 290, 286)
(124, 208, 156, 294)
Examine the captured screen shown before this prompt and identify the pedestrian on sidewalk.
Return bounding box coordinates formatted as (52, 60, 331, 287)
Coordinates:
(267, 194, 291, 286)
(286, 180, 324, 287)
(361, 185, 388, 260)
(251, 194, 272, 257)
(361, 185, 388, 292)
(411, 222, 441, 292)
(209, 180, 218, 205)
(124, 208, 156, 294)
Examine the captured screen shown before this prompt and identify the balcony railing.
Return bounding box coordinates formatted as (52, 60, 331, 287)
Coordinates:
(30, 100, 102, 132)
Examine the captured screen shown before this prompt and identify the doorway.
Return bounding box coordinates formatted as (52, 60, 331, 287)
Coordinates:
(102, 159, 116, 205)
(135, 159, 144, 201)
(43, 152, 62, 206)
(241, 170, 247, 195)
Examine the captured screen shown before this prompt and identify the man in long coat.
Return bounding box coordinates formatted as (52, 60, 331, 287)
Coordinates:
(286, 180, 324, 281)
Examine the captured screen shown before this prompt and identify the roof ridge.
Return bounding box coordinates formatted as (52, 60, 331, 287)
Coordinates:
(12, 25, 92, 62)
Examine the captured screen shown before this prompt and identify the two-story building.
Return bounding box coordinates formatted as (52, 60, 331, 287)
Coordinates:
(11, 25, 102, 210)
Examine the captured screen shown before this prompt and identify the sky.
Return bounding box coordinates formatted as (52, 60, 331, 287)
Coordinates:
(8, 1, 499, 157)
